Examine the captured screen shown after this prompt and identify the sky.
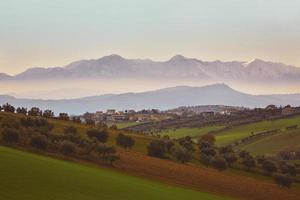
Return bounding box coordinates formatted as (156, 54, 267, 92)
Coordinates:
(0, 0, 300, 75)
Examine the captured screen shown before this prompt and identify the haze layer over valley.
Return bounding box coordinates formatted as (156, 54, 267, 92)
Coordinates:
(1, 55, 300, 99)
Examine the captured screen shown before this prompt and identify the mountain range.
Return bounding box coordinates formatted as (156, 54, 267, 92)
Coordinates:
(1, 54, 300, 83)
(1, 84, 300, 115)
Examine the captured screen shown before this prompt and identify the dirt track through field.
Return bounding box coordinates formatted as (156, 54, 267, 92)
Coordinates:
(115, 150, 300, 200)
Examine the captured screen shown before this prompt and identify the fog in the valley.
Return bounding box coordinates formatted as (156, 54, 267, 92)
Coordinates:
(1, 79, 300, 100)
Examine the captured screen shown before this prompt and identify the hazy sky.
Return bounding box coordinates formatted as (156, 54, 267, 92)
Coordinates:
(1, 0, 300, 75)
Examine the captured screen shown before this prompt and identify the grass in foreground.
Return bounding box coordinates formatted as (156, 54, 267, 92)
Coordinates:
(0, 146, 231, 200)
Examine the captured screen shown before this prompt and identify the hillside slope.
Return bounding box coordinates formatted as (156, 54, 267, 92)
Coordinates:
(0, 146, 228, 200)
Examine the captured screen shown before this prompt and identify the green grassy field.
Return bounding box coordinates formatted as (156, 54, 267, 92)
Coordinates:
(215, 116, 300, 146)
(159, 126, 225, 139)
(240, 130, 300, 155)
(0, 146, 231, 200)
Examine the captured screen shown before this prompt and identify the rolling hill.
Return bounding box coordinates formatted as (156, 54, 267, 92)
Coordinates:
(0, 146, 229, 200)
(1, 111, 300, 200)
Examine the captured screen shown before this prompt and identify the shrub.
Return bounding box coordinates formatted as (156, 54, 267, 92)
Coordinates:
(198, 133, 215, 146)
(59, 113, 69, 120)
(30, 134, 48, 150)
(60, 140, 76, 155)
(87, 129, 108, 143)
(1, 128, 19, 144)
(211, 156, 228, 171)
(262, 160, 277, 175)
(178, 136, 194, 152)
(147, 140, 167, 158)
(223, 152, 238, 167)
(241, 156, 256, 171)
(0, 117, 20, 129)
(2, 103, 15, 113)
(199, 141, 216, 156)
(96, 144, 116, 156)
(116, 133, 135, 149)
(43, 110, 54, 118)
(16, 107, 27, 115)
(273, 173, 293, 188)
(28, 107, 42, 116)
(172, 146, 192, 163)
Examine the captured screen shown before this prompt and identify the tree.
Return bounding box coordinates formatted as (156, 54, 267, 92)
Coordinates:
(16, 107, 27, 115)
(199, 141, 216, 157)
(198, 133, 215, 146)
(2, 103, 15, 113)
(211, 156, 228, 171)
(200, 153, 212, 167)
(43, 110, 54, 118)
(241, 156, 256, 171)
(279, 162, 297, 176)
(59, 113, 69, 120)
(62, 126, 81, 144)
(1, 128, 19, 144)
(172, 146, 192, 163)
(28, 107, 42, 116)
(147, 140, 167, 158)
(262, 160, 277, 175)
(116, 133, 135, 149)
(273, 174, 293, 188)
(60, 140, 76, 156)
(223, 152, 238, 167)
(86, 129, 108, 143)
(30, 134, 48, 150)
(96, 143, 116, 156)
(178, 136, 194, 152)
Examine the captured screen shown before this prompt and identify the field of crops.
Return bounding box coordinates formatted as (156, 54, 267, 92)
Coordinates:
(240, 130, 300, 155)
(214, 116, 300, 146)
(0, 146, 230, 200)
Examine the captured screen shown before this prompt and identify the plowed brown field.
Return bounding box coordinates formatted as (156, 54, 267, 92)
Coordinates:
(114, 150, 300, 200)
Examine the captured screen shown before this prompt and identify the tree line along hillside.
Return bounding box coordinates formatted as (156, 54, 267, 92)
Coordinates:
(0, 103, 300, 189)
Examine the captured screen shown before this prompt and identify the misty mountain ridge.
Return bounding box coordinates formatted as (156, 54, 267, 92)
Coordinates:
(1, 54, 300, 82)
(1, 83, 300, 115)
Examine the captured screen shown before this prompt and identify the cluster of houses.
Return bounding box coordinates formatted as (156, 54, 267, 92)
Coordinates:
(79, 105, 300, 125)
(80, 109, 159, 124)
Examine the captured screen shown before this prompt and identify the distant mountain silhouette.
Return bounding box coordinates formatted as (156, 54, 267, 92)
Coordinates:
(1, 84, 300, 115)
(1, 55, 300, 82)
